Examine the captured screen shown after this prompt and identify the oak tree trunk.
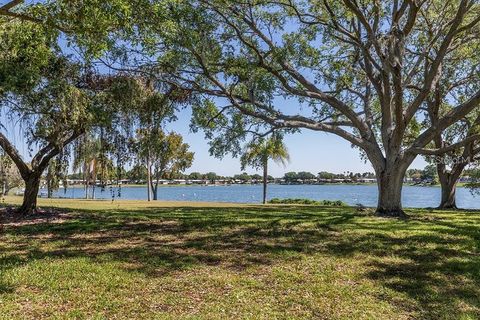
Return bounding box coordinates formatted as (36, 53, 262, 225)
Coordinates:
(439, 180, 457, 209)
(375, 164, 408, 219)
(428, 85, 464, 210)
(0, 130, 83, 214)
(18, 173, 41, 215)
(437, 168, 462, 209)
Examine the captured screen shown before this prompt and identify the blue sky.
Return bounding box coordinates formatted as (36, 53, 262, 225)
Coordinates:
(164, 107, 428, 177)
(0, 106, 428, 177)
(0, 4, 429, 177)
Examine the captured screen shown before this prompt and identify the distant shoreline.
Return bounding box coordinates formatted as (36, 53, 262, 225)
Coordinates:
(51, 182, 470, 189)
(57, 182, 378, 188)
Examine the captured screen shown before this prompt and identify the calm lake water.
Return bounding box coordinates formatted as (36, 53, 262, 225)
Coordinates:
(50, 184, 480, 209)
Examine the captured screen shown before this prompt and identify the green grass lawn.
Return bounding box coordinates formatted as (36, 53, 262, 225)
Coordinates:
(1, 197, 480, 319)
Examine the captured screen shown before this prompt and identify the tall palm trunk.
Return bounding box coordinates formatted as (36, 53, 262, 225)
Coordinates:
(146, 156, 152, 201)
(91, 159, 97, 200)
(152, 180, 158, 200)
(83, 163, 88, 199)
(151, 170, 164, 201)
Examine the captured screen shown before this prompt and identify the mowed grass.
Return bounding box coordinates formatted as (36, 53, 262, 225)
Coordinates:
(1, 197, 480, 319)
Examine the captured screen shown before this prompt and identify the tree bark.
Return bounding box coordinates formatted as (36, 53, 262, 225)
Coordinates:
(427, 84, 462, 210)
(47, 184, 53, 198)
(374, 162, 409, 218)
(439, 178, 457, 209)
(152, 169, 164, 201)
(152, 181, 158, 200)
(18, 173, 41, 215)
(146, 158, 152, 201)
(437, 165, 463, 209)
(83, 164, 88, 199)
(0, 130, 83, 213)
(2, 179, 10, 196)
(262, 160, 268, 204)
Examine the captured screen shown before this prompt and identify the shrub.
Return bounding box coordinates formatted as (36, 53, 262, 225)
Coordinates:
(268, 198, 346, 206)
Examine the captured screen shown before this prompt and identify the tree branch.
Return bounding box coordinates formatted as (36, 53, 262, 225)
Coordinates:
(410, 134, 480, 155)
(0, 131, 31, 178)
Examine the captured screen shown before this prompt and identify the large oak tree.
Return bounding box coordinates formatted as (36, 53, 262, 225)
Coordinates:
(124, 0, 480, 217)
(422, 24, 480, 209)
(0, 0, 150, 213)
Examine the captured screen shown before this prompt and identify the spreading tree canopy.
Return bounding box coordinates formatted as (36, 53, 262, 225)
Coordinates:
(118, 0, 480, 217)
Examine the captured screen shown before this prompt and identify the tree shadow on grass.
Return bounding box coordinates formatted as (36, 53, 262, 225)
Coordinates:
(0, 205, 354, 273)
(320, 211, 480, 319)
(1, 205, 480, 318)
(0, 283, 14, 294)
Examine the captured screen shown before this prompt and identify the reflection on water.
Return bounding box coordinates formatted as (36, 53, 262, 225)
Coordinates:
(51, 184, 480, 209)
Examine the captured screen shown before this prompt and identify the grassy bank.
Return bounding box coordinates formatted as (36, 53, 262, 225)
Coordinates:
(1, 198, 480, 319)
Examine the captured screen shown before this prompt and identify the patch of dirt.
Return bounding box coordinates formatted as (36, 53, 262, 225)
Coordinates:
(0, 207, 73, 227)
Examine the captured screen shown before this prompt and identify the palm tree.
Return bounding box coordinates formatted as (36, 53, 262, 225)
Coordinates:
(241, 134, 290, 204)
(73, 134, 104, 199)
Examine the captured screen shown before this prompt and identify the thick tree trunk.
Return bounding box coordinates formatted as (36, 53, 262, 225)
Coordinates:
(434, 140, 468, 209)
(439, 179, 457, 209)
(0, 130, 83, 214)
(375, 165, 408, 219)
(18, 173, 41, 215)
(262, 161, 268, 204)
(437, 168, 462, 209)
(428, 86, 464, 210)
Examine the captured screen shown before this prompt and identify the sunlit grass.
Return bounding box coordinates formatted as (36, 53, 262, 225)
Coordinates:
(1, 197, 480, 319)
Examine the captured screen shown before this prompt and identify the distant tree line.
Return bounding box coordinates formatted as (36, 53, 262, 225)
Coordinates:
(67, 166, 472, 185)
(284, 171, 376, 184)
(66, 169, 275, 184)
